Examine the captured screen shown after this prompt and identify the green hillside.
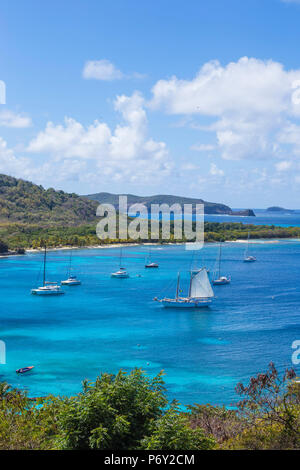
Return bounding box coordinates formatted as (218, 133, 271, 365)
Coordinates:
(0, 174, 98, 225)
(85, 191, 255, 216)
(0, 174, 298, 252)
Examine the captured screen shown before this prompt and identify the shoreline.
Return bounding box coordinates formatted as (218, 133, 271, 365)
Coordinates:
(1, 237, 299, 258)
(25, 242, 185, 253)
(24, 237, 300, 253)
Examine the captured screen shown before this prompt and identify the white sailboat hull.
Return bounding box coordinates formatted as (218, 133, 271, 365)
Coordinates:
(155, 268, 214, 309)
(61, 279, 81, 285)
(212, 277, 231, 285)
(111, 272, 129, 278)
(160, 298, 212, 308)
(243, 257, 256, 263)
(31, 287, 64, 295)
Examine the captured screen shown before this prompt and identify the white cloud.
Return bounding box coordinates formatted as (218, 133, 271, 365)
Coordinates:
(27, 118, 111, 158)
(275, 160, 292, 171)
(82, 60, 145, 81)
(0, 137, 32, 176)
(0, 110, 32, 128)
(150, 57, 294, 116)
(209, 163, 224, 177)
(83, 60, 124, 81)
(190, 143, 215, 152)
(181, 163, 200, 171)
(149, 57, 300, 162)
(278, 122, 300, 154)
(26, 92, 172, 184)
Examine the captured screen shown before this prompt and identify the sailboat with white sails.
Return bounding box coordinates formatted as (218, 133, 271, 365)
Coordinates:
(212, 243, 231, 285)
(31, 246, 64, 295)
(243, 232, 256, 262)
(154, 268, 214, 308)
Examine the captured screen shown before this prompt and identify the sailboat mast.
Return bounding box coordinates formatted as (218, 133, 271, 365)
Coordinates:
(43, 245, 46, 287)
(68, 249, 72, 277)
(188, 271, 193, 297)
(246, 231, 250, 257)
(218, 243, 221, 277)
(176, 272, 180, 299)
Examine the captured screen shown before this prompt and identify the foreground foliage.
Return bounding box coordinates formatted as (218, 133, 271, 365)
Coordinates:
(0, 364, 299, 450)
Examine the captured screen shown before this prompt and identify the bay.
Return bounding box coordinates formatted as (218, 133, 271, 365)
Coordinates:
(0, 240, 299, 407)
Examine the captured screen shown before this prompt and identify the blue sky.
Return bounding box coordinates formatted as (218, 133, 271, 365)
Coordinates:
(1, 0, 300, 207)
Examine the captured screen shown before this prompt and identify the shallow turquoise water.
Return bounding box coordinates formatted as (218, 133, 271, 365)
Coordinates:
(0, 241, 299, 407)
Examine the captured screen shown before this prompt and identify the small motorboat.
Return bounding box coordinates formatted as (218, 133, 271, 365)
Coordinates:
(16, 366, 34, 374)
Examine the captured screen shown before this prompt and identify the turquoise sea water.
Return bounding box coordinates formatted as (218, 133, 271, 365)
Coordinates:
(205, 209, 300, 227)
(0, 241, 299, 407)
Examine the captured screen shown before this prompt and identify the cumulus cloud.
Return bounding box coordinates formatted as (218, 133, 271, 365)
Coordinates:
(0, 110, 32, 128)
(210, 163, 224, 177)
(0, 137, 32, 177)
(82, 60, 145, 81)
(83, 60, 124, 81)
(27, 118, 111, 158)
(275, 160, 292, 171)
(26, 92, 171, 184)
(150, 57, 294, 116)
(278, 122, 300, 154)
(149, 57, 300, 162)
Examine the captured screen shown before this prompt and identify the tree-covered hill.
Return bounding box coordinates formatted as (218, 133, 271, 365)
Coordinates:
(0, 174, 299, 251)
(0, 174, 98, 225)
(84, 192, 255, 216)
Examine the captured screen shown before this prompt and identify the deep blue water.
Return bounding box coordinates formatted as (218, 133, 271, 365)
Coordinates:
(205, 209, 300, 227)
(131, 209, 300, 227)
(0, 241, 299, 407)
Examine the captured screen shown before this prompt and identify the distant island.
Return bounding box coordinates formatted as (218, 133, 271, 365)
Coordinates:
(266, 206, 294, 214)
(84, 192, 256, 217)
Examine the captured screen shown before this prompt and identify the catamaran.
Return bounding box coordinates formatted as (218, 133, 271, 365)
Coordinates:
(212, 243, 231, 285)
(31, 246, 64, 295)
(111, 247, 129, 278)
(244, 232, 256, 262)
(61, 250, 81, 285)
(154, 268, 214, 308)
(145, 246, 159, 268)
